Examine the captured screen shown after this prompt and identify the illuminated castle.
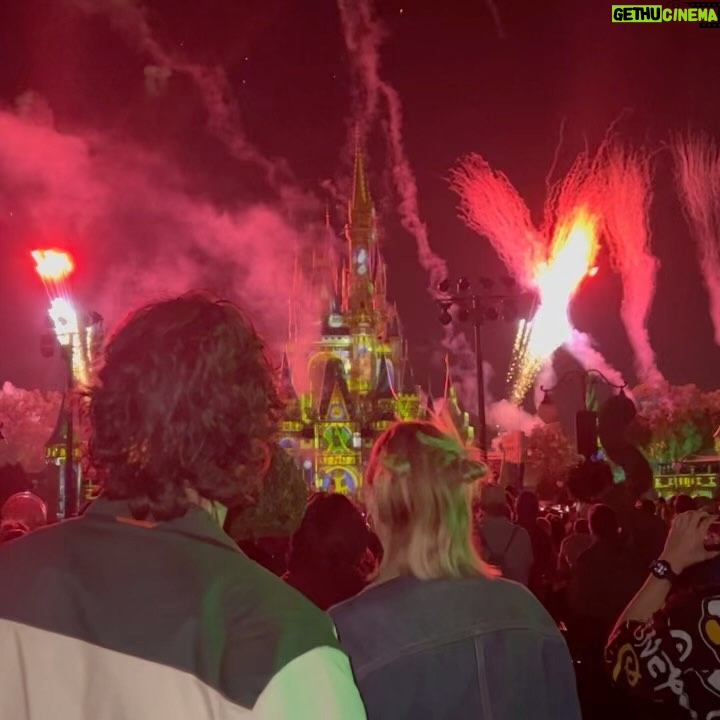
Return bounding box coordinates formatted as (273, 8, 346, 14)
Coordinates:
(278, 146, 427, 494)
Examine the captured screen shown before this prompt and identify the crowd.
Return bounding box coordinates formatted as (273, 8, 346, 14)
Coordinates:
(0, 291, 718, 719)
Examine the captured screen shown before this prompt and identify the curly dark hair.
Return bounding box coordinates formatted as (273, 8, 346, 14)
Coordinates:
(88, 292, 282, 521)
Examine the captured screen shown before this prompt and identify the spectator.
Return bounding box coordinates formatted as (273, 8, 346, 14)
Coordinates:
(1, 491, 47, 531)
(569, 504, 646, 650)
(475, 482, 533, 585)
(516, 491, 557, 602)
(558, 519, 594, 577)
(285, 493, 370, 610)
(332, 420, 581, 720)
(0, 521, 29, 544)
(673, 494, 696, 516)
(0, 293, 365, 720)
(607, 511, 720, 718)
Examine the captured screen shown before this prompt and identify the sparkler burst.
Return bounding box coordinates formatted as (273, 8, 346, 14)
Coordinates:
(451, 138, 658, 405)
(508, 207, 600, 402)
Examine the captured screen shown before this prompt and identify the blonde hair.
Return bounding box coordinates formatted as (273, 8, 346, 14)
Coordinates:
(366, 420, 496, 580)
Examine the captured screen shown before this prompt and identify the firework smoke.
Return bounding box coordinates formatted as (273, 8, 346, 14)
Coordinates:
(566, 331, 627, 388)
(671, 133, 720, 346)
(597, 145, 662, 383)
(0, 101, 323, 387)
(70, 0, 299, 198)
(336, 0, 447, 287)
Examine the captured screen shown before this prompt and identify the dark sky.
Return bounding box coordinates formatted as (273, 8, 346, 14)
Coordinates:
(0, 0, 718, 401)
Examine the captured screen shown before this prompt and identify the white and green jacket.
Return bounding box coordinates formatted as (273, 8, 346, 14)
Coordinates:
(0, 497, 366, 719)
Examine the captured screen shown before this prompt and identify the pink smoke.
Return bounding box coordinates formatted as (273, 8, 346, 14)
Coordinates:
(336, 0, 447, 287)
(565, 331, 627, 389)
(0, 102, 323, 387)
(671, 133, 720, 346)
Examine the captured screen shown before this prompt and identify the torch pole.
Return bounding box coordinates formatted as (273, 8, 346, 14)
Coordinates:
(473, 298, 488, 460)
(64, 338, 76, 518)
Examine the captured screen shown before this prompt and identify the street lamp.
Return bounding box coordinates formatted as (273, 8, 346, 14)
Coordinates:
(435, 276, 526, 457)
(539, 369, 627, 459)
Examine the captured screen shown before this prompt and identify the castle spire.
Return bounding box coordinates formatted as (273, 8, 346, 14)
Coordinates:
(349, 130, 373, 225)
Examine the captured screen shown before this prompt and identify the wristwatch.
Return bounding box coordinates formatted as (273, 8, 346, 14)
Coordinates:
(649, 559, 679, 584)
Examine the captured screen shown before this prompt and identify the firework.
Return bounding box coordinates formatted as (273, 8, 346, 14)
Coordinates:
(510, 207, 600, 402)
(671, 133, 720, 346)
(597, 146, 661, 383)
(31, 249, 93, 386)
(451, 135, 660, 404)
(451, 155, 542, 287)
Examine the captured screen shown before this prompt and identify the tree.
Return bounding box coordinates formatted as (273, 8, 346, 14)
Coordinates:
(523, 422, 578, 499)
(228, 447, 308, 541)
(0, 383, 62, 472)
(632, 383, 720, 463)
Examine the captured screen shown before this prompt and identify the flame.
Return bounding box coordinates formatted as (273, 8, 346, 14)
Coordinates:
(48, 297, 79, 346)
(31, 249, 74, 282)
(510, 207, 600, 402)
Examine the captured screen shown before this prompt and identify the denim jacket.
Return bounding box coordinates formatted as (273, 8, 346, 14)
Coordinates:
(331, 575, 581, 720)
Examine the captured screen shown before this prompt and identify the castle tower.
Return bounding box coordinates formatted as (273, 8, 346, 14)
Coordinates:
(278, 142, 470, 494)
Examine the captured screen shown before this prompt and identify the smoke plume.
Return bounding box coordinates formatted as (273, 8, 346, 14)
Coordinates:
(336, 0, 448, 286)
(0, 102, 323, 385)
(671, 133, 720, 346)
(69, 0, 300, 199)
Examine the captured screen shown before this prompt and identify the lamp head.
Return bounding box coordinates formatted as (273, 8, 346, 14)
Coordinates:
(537, 390, 559, 424)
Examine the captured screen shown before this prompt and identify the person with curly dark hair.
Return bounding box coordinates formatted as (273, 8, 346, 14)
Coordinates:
(0, 292, 365, 720)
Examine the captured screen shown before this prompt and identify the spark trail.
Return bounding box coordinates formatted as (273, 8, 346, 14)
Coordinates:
(672, 133, 720, 346)
(597, 146, 662, 383)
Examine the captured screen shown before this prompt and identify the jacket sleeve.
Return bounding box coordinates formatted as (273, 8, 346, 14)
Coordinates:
(253, 646, 367, 719)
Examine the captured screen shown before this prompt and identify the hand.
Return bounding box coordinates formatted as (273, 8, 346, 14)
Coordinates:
(660, 511, 720, 574)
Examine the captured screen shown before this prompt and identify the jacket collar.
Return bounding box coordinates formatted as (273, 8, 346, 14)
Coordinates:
(85, 496, 238, 551)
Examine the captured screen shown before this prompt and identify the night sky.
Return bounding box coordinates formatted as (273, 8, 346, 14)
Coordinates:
(0, 0, 718, 407)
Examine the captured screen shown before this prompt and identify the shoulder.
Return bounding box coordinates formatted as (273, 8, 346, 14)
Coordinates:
(228, 553, 339, 647)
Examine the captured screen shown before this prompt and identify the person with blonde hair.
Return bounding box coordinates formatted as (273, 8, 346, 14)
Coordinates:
(331, 420, 580, 720)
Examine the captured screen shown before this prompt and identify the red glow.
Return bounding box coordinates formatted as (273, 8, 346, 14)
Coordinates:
(31, 249, 74, 282)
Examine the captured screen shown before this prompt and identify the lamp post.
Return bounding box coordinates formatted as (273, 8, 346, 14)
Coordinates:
(435, 276, 525, 458)
(33, 250, 102, 518)
(538, 369, 627, 459)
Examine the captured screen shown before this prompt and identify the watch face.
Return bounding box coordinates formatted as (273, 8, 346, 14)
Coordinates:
(651, 560, 675, 581)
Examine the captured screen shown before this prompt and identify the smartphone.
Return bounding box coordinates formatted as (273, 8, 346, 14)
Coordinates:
(705, 521, 720, 551)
